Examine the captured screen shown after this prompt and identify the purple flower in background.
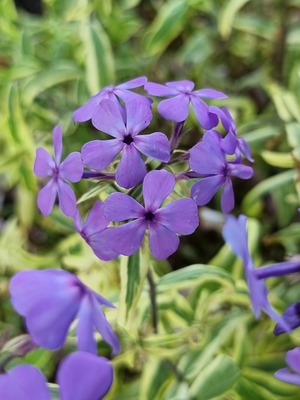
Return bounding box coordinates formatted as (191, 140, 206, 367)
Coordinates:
(274, 303, 300, 335)
(189, 132, 253, 213)
(9, 269, 120, 355)
(0, 351, 113, 400)
(275, 348, 300, 386)
(144, 80, 227, 129)
(223, 214, 290, 331)
(104, 170, 199, 259)
(73, 201, 118, 261)
(34, 125, 83, 217)
(82, 100, 170, 188)
(73, 76, 151, 123)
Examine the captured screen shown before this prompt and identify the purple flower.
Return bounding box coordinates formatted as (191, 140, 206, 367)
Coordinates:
(223, 214, 290, 331)
(82, 99, 170, 188)
(73, 201, 118, 261)
(274, 303, 300, 335)
(189, 132, 253, 213)
(73, 76, 151, 123)
(103, 170, 199, 259)
(144, 80, 227, 129)
(9, 269, 120, 355)
(34, 125, 83, 217)
(275, 348, 300, 386)
(0, 351, 113, 400)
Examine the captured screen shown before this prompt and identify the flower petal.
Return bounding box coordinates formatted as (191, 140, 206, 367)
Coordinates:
(73, 95, 100, 123)
(57, 180, 77, 217)
(221, 178, 234, 213)
(91, 100, 125, 138)
(53, 125, 63, 164)
(116, 76, 148, 89)
(77, 295, 97, 354)
(193, 88, 228, 99)
(59, 152, 83, 182)
(134, 132, 170, 162)
(156, 198, 199, 234)
(275, 368, 300, 386)
(148, 222, 179, 259)
(143, 170, 175, 210)
(158, 94, 190, 122)
(104, 193, 144, 221)
(191, 175, 224, 206)
(83, 201, 109, 235)
(58, 352, 113, 400)
(34, 148, 55, 177)
(125, 100, 152, 134)
(274, 303, 300, 335)
(116, 145, 146, 188)
(286, 348, 300, 374)
(88, 230, 119, 261)
(37, 179, 57, 216)
(228, 163, 253, 179)
(166, 80, 195, 92)
(81, 139, 123, 170)
(191, 97, 218, 129)
(144, 82, 178, 96)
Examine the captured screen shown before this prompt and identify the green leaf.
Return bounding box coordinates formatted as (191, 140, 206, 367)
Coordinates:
(218, 0, 250, 39)
(139, 358, 172, 400)
(261, 150, 294, 168)
(286, 122, 300, 148)
(189, 355, 240, 400)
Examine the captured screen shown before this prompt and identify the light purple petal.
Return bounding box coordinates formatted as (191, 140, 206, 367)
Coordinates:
(191, 175, 224, 206)
(34, 148, 55, 177)
(73, 96, 100, 123)
(77, 295, 97, 354)
(106, 220, 147, 256)
(73, 210, 83, 232)
(133, 132, 170, 162)
(221, 178, 234, 213)
(116, 145, 147, 188)
(104, 193, 144, 221)
(57, 180, 77, 217)
(191, 97, 218, 130)
(92, 100, 125, 138)
(59, 152, 83, 182)
(125, 100, 152, 135)
(53, 125, 63, 164)
(238, 138, 254, 162)
(0, 365, 50, 400)
(158, 95, 190, 122)
(58, 352, 113, 400)
(189, 137, 225, 176)
(81, 139, 123, 170)
(114, 89, 152, 107)
(116, 76, 148, 90)
(83, 201, 109, 235)
(222, 131, 237, 154)
(144, 82, 179, 97)
(156, 198, 199, 234)
(166, 80, 194, 92)
(37, 179, 57, 216)
(143, 170, 175, 211)
(193, 88, 228, 99)
(286, 348, 300, 374)
(228, 163, 253, 179)
(88, 230, 119, 261)
(92, 296, 121, 355)
(275, 368, 300, 386)
(222, 215, 250, 265)
(148, 222, 179, 259)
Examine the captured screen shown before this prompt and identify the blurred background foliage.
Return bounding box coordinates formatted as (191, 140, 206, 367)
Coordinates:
(0, 0, 300, 399)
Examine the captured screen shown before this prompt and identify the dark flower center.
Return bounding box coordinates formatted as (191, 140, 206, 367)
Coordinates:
(144, 211, 155, 222)
(123, 134, 134, 145)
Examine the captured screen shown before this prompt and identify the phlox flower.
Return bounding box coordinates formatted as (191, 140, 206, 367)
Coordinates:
(73, 201, 118, 261)
(103, 170, 199, 259)
(189, 132, 253, 213)
(0, 351, 113, 400)
(275, 348, 300, 386)
(73, 76, 151, 123)
(144, 80, 227, 129)
(34, 125, 83, 217)
(82, 99, 170, 188)
(223, 214, 290, 331)
(274, 303, 300, 335)
(9, 269, 120, 355)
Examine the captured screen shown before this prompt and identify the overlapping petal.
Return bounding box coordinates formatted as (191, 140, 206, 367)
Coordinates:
(92, 100, 125, 138)
(104, 192, 144, 221)
(221, 178, 234, 213)
(143, 170, 175, 210)
(133, 132, 170, 162)
(191, 175, 225, 206)
(189, 137, 225, 176)
(73, 95, 100, 123)
(148, 222, 180, 260)
(34, 148, 55, 177)
(157, 94, 190, 122)
(59, 151, 83, 182)
(166, 80, 194, 92)
(116, 145, 147, 188)
(76, 295, 97, 354)
(125, 100, 152, 134)
(144, 82, 178, 96)
(191, 96, 218, 130)
(37, 178, 57, 216)
(81, 139, 123, 170)
(57, 180, 78, 217)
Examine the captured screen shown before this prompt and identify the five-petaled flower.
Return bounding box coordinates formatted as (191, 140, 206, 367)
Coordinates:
(34, 125, 83, 217)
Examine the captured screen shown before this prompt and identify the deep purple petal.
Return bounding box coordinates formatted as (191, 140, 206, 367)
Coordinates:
(91, 100, 125, 138)
(104, 193, 144, 221)
(134, 132, 170, 162)
(116, 145, 147, 188)
(222, 131, 237, 154)
(228, 163, 253, 179)
(116, 76, 148, 89)
(37, 179, 57, 216)
(275, 368, 300, 386)
(57, 180, 77, 217)
(158, 95, 190, 122)
(191, 96, 218, 130)
(83, 201, 109, 235)
(143, 170, 175, 211)
(0, 365, 50, 400)
(156, 198, 199, 234)
(148, 222, 179, 259)
(81, 139, 123, 170)
(58, 352, 113, 400)
(191, 175, 224, 206)
(34, 148, 55, 177)
(238, 138, 254, 162)
(125, 100, 152, 135)
(106, 220, 147, 256)
(166, 80, 194, 92)
(73, 96, 100, 123)
(88, 230, 119, 261)
(221, 178, 234, 213)
(144, 82, 178, 97)
(59, 152, 83, 182)
(193, 88, 228, 99)
(77, 295, 97, 354)
(274, 303, 300, 335)
(53, 125, 63, 164)
(92, 296, 120, 355)
(286, 348, 300, 374)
